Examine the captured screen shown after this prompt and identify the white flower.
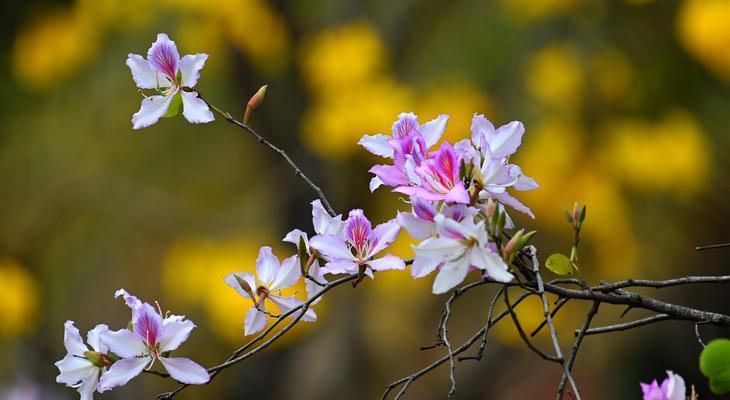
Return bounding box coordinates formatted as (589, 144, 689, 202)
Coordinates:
(55, 321, 109, 400)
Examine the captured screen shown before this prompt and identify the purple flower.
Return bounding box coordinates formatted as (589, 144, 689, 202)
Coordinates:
(361, 113, 449, 192)
(641, 371, 686, 400)
(310, 209, 405, 278)
(396, 196, 478, 240)
(55, 321, 109, 400)
(127, 33, 214, 129)
(97, 290, 209, 391)
(394, 141, 470, 204)
(225, 247, 316, 336)
(413, 214, 513, 294)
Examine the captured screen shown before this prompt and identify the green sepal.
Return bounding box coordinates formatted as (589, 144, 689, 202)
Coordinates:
(563, 209, 574, 224)
(298, 235, 308, 274)
(162, 93, 182, 118)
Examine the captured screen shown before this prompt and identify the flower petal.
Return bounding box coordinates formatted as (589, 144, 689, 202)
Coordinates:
(179, 53, 208, 88)
(115, 288, 142, 310)
(432, 256, 471, 294)
(55, 355, 95, 386)
(471, 247, 513, 283)
(367, 254, 405, 271)
(368, 219, 401, 257)
(159, 357, 210, 385)
(269, 295, 317, 322)
(369, 176, 384, 192)
(63, 321, 88, 356)
(270, 255, 301, 291)
(126, 54, 167, 89)
(77, 369, 99, 400)
(244, 306, 268, 336)
(160, 318, 195, 353)
(312, 199, 343, 236)
(97, 356, 150, 392)
(147, 33, 180, 82)
(256, 246, 279, 285)
(132, 94, 174, 130)
(396, 211, 434, 241)
(491, 121, 524, 158)
(358, 134, 394, 158)
(283, 229, 308, 246)
(180, 91, 214, 124)
(224, 272, 256, 299)
(321, 259, 359, 275)
(100, 328, 147, 358)
(305, 261, 327, 305)
(421, 114, 449, 149)
(410, 253, 442, 278)
(310, 234, 354, 261)
(87, 324, 109, 353)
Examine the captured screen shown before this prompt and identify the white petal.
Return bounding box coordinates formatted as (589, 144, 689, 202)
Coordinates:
(367, 254, 405, 271)
(410, 253, 442, 278)
(368, 219, 401, 257)
(432, 257, 471, 294)
(160, 319, 195, 352)
(255, 246, 279, 285)
(126, 54, 167, 89)
(321, 259, 359, 275)
(63, 321, 88, 356)
(132, 94, 174, 130)
(358, 134, 394, 158)
(396, 211, 434, 240)
(244, 306, 268, 336)
(100, 329, 147, 358)
(414, 237, 462, 259)
(77, 369, 99, 400)
(159, 357, 210, 385)
(310, 234, 354, 261)
(471, 114, 495, 151)
(115, 289, 142, 310)
(55, 355, 95, 386)
(666, 371, 686, 400)
(179, 53, 208, 87)
(87, 324, 109, 353)
(269, 295, 317, 322)
(421, 114, 449, 149)
(312, 199, 344, 236)
(369, 176, 384, 192)
(283, 229, 308, 246)
(180, 91, 214, 124)
(491, 121, 524, 158)
(97, 356, 150, 392)
(224, 272, 256, 299)
(305, 261, 327, 305)
(270, 255, 301, 291)
(471, 247, 513, 282)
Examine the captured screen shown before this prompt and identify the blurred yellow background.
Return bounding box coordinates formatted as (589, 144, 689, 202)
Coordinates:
(1, 0, 729, 398)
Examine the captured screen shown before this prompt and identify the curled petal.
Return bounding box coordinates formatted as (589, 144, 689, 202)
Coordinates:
(97, 356, 150, 392)
(283, 229, 308, 246)
(115, 288, 141, 310)
(369, 176, 384, 192)
(312, 199, 344, 236)
(159, 357, 210, 385)
(180, 91, 214, 124)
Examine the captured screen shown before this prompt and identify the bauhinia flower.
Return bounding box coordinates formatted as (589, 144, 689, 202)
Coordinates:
(225, 247, 316, 336)
(283, 199, 344, 303)
(640, 371, 686, 400)
(127, 33, 214, 129)
(397, 196, 478, 240)
(412, 214, 513, 294)
(97, 290, 209, 391)
(310, 209, 405, 280)
(394, 141, 470, 204)
(362, 112, 449, 192)
(55, 321, 110, 400)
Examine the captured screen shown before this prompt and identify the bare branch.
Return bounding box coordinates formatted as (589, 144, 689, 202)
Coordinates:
(558, 301, 599, 399)
(579, 314, 671, 336)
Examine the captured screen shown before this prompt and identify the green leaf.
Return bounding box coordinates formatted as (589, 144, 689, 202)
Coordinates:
(563, 209, 574, 224)
(700, 339, 730, 394)
(162, 93, 182, 118)
(545, 253, 573, 275)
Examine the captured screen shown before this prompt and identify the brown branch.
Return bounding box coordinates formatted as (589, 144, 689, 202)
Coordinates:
(579, 313, 671, 336)
(557, 301, 599, 399)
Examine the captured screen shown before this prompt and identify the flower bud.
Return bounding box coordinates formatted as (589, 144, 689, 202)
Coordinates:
(503, 229, 524, 259)
(84, 351, 116, 368)
(234, 275, 258, 305)
(485, 199, 497, 219)
(243, 84, 268, 124)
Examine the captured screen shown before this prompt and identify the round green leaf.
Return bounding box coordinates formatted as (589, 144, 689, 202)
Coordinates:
(700, 339, 730, 394)
(545, 253, 572, 275)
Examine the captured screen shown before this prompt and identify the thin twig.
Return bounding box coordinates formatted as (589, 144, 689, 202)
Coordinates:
(503, 287, 561, 362)
(696, 242, 730, 251)
(579, 314, 671, 336)
(557, 301, 599, 399)
(458, 286, 505, 362)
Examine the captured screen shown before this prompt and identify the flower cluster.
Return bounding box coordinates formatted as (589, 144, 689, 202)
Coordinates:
(55, 290, 208, 399)
(360, 112, 538, 293)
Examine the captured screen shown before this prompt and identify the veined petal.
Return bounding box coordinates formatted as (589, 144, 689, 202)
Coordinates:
(244, 306, 268, 336)
(255, 246, 279, 286)
(63, 321, 88, 356)
(444, 181, 471, 204)
(310, 234, 354, 261)
(369, 164, 408, 187)
(269, 295, 317, 322)
(367, 254, 405, 271)
(321, 259, 358, 275)
(55, 355, 95, 386)
(179, 53, 208, 87)
(100, 329, 147, 358)
(132, 94, 174, 130)
(77, 369, 99, 400)
(471, 247, 513, 282)
(147, 33, 180, 82)
(359, 134, 394, 158)
(132, 303, 163, 348)
(159, 357, 210, 385)
(421, 114, 449, 149)
(115, 288, 141, 310)
(368, 219, 400, 257)
(432, 256, 471, 294)
(224, 272, 256, 299)
(97, 356, 150, 392)
(160, 318, 195, 352)
(180, 91, 214, 124)
(271, 255, 301, 291)
(126, 54, 168, 89)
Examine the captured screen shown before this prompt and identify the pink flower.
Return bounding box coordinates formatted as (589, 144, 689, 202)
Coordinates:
(640, 371, 686, 400)
(310, 209, 404, 278)
(394, 141, 470, 204)
(127, 33, 214, 129)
